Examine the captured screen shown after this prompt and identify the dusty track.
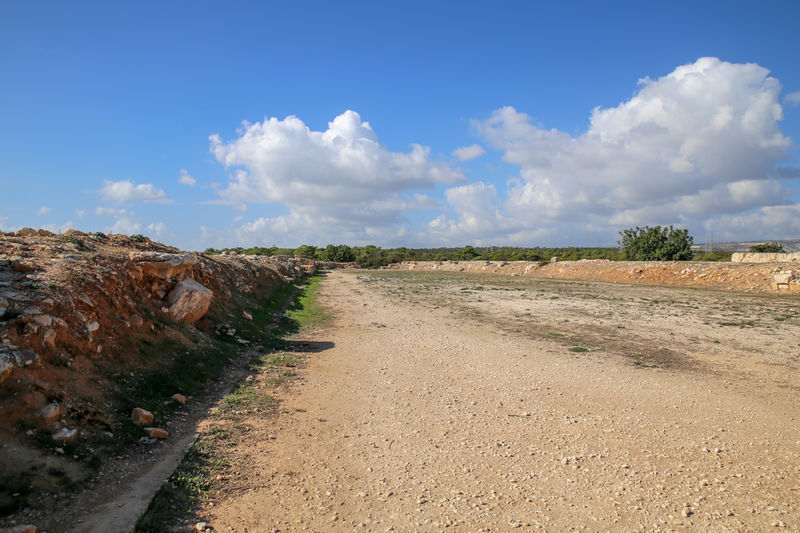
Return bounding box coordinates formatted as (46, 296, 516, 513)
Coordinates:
(200, 270, 799, 531)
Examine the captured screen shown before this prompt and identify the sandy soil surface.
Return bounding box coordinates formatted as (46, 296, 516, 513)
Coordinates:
(199, 270, 800, 532)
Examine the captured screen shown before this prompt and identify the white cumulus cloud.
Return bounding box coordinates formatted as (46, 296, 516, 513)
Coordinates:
(178, 169, 197, 186)
(435, 57, 798, 245)
(784, 91, 800, 107)
(146, 222, 168, 238)
(37, 206, 52, 215)
(101, 180, 168, 203)
(704, 205, 800, 242)
(211, 109, 464, 244)
(452, 144, 486, 161)
(95, 206, 142, 234)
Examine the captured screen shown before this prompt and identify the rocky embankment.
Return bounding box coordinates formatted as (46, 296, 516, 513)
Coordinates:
(386, 258, 800, 292)
(0, 228, 347, 525)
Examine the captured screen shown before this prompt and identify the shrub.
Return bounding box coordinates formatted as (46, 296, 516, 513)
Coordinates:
(749, 242, 785, 253)
(618, 225, 694, 261)
(693, 251, 732, 262)
(130, 234, 147, 243)
(320, 244, 355, 262)
(59, 235, 87, 251)
(453, 246, 479, 261)
(293, 245, 318, 259)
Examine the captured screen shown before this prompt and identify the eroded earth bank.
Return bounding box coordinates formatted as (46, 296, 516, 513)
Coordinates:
(191, 270, 799, 532)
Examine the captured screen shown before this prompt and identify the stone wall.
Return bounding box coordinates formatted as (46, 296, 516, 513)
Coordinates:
(387, 259, 799, 293)
(731, 252, 800, 263)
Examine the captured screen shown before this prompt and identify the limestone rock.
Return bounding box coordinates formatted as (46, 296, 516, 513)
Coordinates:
(40, 403, 65, 424)
(773, 271, 794, 284)
(130, 314, 144, 328)
(171, 393, 186, 404)
(732, 251, 800, 263)
(131, 407, 154, 426)
(129, 252, 198, 279)
(144, 427, 168, 439)
(166, 279, 213, 323)
(32, 314, 53, 327)
(42, 328, 56, 348)
(53, 427, 78, 442)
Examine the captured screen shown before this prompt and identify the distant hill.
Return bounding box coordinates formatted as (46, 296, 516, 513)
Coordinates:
(692, 239, 800, 253)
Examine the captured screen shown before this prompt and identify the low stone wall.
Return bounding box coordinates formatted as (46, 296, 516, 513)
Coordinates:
(731, 252, 800, 263)
(387, 259, 800, 293)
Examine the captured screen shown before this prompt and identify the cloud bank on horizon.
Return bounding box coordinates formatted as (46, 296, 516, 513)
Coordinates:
(22, 57, 795, 248)
(198, 57, 797, 247)
(434, 57, 797, 245)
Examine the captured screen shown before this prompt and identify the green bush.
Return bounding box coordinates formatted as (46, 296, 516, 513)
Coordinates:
(749, 242, 785, 253)
(618, 225, 694, 261)
(130, 234, 147, 243)
(694, 251, 732, 262)
(59, 235, 87, 250)
(320, 244, 355, 262)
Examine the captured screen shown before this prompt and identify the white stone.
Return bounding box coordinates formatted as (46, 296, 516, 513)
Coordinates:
(53, 428, 78, 442)
(166, 279, 213, 323)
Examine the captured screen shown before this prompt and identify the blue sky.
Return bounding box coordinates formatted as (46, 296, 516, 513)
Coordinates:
(1, 1, 799, 249)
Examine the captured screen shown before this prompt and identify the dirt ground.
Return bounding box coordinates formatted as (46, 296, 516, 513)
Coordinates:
(197, 270, 800, 532)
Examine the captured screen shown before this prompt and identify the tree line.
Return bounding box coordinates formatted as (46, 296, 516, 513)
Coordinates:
(205, 225, 767, 267)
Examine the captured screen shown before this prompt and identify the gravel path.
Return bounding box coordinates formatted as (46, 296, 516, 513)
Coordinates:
(202, 270, 799, 531)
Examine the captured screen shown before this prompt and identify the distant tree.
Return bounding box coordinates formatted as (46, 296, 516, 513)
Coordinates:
(204, 248, 220, 255)
(618, 225, 694, 261)
(453, 246, 479, 260)
(244, 246, 276, 256)
(320, 244, 355, 262)
(293, 244, 318, 259)
(749, 242, 785, 253)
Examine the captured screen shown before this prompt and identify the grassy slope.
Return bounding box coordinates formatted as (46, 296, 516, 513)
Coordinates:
(135, 272, 327, 532)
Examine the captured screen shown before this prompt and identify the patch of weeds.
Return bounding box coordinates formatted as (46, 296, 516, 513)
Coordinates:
(569, 346, 588, 352)
(136, 273, 328, 530)
(113, 275, 317, 445)
(135, 427, 230, 533)
(284, 273, 329, 329)
(255, 351, 301, 370)
(627, 354, 660, 368)
(59, 235, 87, 251)
(216, 382, 275, 419)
